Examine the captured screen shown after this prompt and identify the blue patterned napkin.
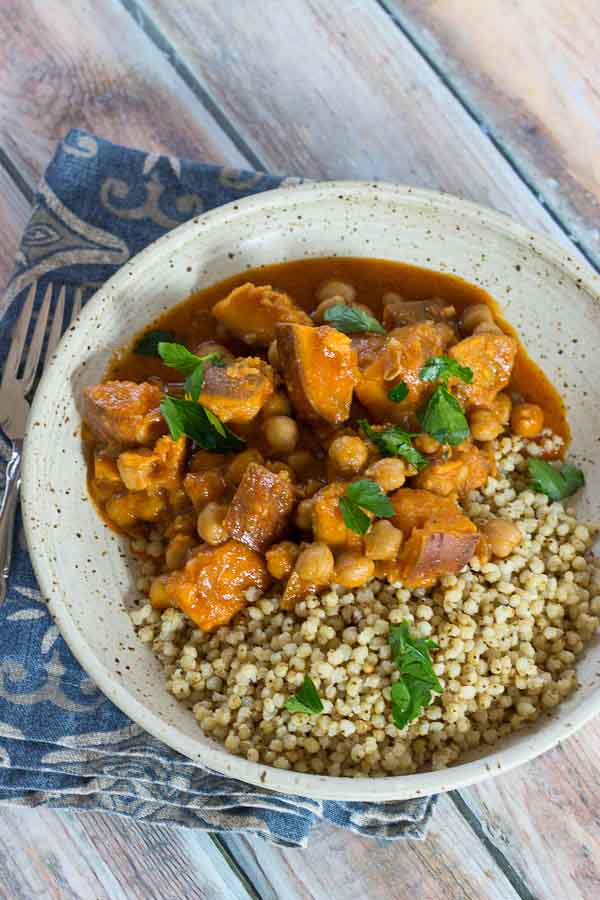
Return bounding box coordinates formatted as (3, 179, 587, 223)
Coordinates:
(0, 130, 436, 846)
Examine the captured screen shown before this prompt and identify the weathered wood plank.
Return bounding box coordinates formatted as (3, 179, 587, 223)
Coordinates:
(462, 717, 600, 900)
(220, 796, 520, 900)
(0, 806, 254, 900)
(385, 0, 600, 266)
(0, 0, 247, 189)
(0, 164, 29, 293)
(142, 0, 580, 255)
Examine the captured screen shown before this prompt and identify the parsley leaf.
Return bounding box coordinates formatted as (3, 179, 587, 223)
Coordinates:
(134, 329, 176, 356)
(160, 397, 245, 452)
(158, 341, 222, 377)
(323, 303, 385, 335)
(389, 622, 442, 730)
(528, 459, 585, 501)
(388, 381, 409, 403)
(339, 479, 395, 534)
(420, 355, 473, 386)
(284, 675, 324, 715)
(359, 420, 428, 470)
(420, 385, 470, 446)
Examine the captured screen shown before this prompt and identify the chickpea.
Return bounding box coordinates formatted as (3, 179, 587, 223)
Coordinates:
(226, 448, 263, 485)
(197, 502, 229, 545)
(364, 520, 403, 561)
(315, 279, 356, 304)
(473, 321, 503, 335)
(460, 303, 493, 334)
(511, 402, 544, 438)
(334, 552, 375, 589)
(295, 542, 335, 582)
(266, 541, 299, 580)
(469, 408, 504, 442)
(262, 391, 291, 419)
(268, 339, 280, 369)
(492, 392, 512, 426)
(264, 415, 299, 456)
(366, 457, 406, 492)
(482, 518, 522, 559)
(328, 435, 369, 474)
(413, 434, 440, 455)
(295, 498, 314, 531)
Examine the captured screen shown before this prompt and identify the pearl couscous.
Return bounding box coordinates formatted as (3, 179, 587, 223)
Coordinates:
(131, 434, 599, 776)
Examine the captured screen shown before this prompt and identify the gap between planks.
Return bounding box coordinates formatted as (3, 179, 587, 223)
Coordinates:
(0, 2, 584, 898)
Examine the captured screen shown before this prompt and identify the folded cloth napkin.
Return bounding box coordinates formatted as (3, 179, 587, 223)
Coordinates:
(0, 130, 436, 846)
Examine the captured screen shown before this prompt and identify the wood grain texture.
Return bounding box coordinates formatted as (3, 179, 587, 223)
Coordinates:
(142, 0, 580, 255)
(0, 807, 253, 900)
(222, 796, 520, 900)
(463, 717, 600, 900)
(387, 0, 600, 266)
(0, 164, 29, 293)
(0, 0, 247, 189)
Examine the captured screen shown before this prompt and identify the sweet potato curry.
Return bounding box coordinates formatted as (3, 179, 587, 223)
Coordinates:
(83, 258, 571, 636)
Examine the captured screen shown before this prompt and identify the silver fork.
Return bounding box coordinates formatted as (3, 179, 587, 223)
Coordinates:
(0, 283, 83, 603)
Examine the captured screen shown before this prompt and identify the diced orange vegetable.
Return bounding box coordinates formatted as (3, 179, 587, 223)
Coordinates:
(212, 283, 312, 346)
(390, 488, 464, 536)
(83, 381, 166, 447)
(117, 436, 186, 493)
(183, 469, 228, 511)
(355, 322, 448, 423)
(149, 540, 270, 630)
(281, 570, 319, 610)
(276, 324, 359, 424)
(189, 450, 231, 473)
(105, 491, 166, 530)
(266, 541, 299, 581)
(200, 357, 275, 425)
(311, 482, 363, 550)
(225, 463, 295, 552)
(93, 451, 121, 483)
(398, 522, 479, 588)
(449, 333, 517, 409)
(412, 444, 490, 496)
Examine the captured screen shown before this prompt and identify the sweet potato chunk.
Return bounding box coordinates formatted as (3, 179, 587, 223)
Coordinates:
(355, 323, 450, 423)
(105, 491, 166, 530)
(398, 523, 479, 588)
(388, 487, 478, 587)
(311, 482, 363, 550)
(117, 436, 186, 493)
(83, 380, 166, 447)
(412, 444, 491, 497)
(382, 296, 455, 330)
(277, 324, 359, 425)
(183, 469, 228, 511)
(449, 334, 517, 409)
(225, 463, 295, 552)
(93, 451, 121, 483)
(200, 357, 275, 425)
(149, 540, 270, 630)
(351, 333, 387, 369)
(212, 283, 312, 346)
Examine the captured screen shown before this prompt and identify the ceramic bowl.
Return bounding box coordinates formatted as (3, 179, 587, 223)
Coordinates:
(21, 182, 600, 801)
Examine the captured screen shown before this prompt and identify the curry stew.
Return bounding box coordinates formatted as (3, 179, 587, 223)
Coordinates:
(83, 258, 569, 634)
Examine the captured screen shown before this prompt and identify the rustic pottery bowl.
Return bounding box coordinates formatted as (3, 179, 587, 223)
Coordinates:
(21, 182, 600, 801)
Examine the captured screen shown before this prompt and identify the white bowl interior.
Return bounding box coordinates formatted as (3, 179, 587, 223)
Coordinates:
(22, 182, 600, 800)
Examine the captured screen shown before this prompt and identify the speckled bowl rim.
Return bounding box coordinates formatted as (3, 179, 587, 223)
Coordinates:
(22, 181, 600, 802)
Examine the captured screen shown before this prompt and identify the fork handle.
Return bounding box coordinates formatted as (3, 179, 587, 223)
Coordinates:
(0, 443, 22, 604)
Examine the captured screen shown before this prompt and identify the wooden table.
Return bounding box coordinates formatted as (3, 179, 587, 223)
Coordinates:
(1, 2, 599, 897)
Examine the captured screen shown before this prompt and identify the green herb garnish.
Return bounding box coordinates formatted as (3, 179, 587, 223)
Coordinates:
(420, 355, 473, 386)
(528, 459, 585, 501)
(419, 386, 470, 446)
(323, 303, 385, 335)
(359, 420, 428, 470)
(134, 329, 176, 356)
(389, 621, 442, 729)
(158, 341, 223, 402)
(339, 479, 395, 535)
(284, 675, 324, 715)
(388, 381, 409, 403)
(160, 397, 245, 452)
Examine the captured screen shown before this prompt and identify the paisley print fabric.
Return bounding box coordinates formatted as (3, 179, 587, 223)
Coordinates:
(0, 130, 435, 845)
